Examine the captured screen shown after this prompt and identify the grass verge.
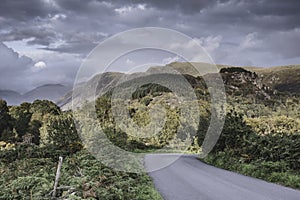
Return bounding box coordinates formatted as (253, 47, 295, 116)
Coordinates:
(201, 152, 300, 190)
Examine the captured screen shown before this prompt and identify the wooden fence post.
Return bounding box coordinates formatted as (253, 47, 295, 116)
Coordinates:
(52, 156, 63, 199)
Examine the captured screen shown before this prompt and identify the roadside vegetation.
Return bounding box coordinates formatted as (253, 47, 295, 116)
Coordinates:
(0, 99, 162, 199)
(201, 68, 300, 190)
(202, 110, 300, 189)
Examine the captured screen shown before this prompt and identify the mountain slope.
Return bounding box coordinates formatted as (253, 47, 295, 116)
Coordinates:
(59, 63, 277, 110)
(244, 65, 300, 94)
(0, 84, 70, 105)
(0, 90, 22, 105)
(57, 72, 124, 110)
(23, 84, 70, 103)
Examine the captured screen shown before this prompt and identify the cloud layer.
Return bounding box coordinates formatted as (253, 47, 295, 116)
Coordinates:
(0, 0, 299, 92)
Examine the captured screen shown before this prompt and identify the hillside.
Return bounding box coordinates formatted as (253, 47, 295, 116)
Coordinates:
(0, 84, 71, 105)
(57, 72, 123, 110)
(59, 62, 299, 110)
(0, 90, 21, 105)
(244, 65, 300, 94)
(23, 84, 70, 103)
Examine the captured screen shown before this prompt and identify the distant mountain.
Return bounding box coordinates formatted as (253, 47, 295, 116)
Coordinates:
(0, 84, 71, 105)
(23, 84, 70, 103)
(0, 90, 22, 105)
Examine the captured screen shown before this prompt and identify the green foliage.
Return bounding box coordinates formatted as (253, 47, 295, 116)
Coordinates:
(248, 133, 300, 170)
(44, 113, 82, 153)
(132, 83, 171, 99)
(0, 128, 15, 143)
(95, 93, 185, 150)
(0, 141, 15, 151)
(210, 110, 254, 153)
(9, 102, 33, 141)
(0, 100, 63, 144)
(0, 148, 162, 200)
(103, 127, 129, 149)
(95, 96, 112, 124)
(0, 99, 13, 142)
(8, 176, 51, 199)
(202, 109, 300, 189)
(30, 100, 61, 116)
(220, 67, 253, 74)
(140, 96, 153, 106)
(203, 153, 300, 189)
(246, 116, 300, 135)
(28, 119, 42, 144)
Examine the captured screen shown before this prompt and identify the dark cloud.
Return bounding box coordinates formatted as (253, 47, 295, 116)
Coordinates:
(0, 26, 57, 46)
(247, 0, 300, 16)
(128, 0, 217, 14)
(55, 0, 217, 15)
(55, 0, 113, 13)
(0, 0, 299, 92)
(1, 0, 299, 51)
(0, 0, 58, 21)
(193, 0, 300, 32)
(42, 42, 97, 54)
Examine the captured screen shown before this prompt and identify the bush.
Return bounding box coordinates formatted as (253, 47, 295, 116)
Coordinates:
(43, 113, 82, 153)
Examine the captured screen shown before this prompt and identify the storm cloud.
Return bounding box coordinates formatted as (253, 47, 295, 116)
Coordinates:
(0, 0, 299, 92)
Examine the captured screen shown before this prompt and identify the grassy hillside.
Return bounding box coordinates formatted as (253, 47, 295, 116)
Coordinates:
(250, 65, 300, 94)
(227, 65, 300, 95)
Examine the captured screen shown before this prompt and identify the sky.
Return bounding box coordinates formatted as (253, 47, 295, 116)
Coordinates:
(0, 0, 300, 93)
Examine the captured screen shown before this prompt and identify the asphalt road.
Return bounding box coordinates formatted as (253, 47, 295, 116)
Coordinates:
(144, 154, 300, 200)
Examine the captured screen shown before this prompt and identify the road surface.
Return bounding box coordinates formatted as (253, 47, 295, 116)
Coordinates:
(144, 154, 300, 200)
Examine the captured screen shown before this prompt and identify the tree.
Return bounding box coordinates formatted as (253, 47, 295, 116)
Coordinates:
(9, 102, 32, 139)
(45, 113, 82, 152)
(95, 96, 111, 124)
(27, 120, 42, 145)
(30, 100, 61, 121)
(212, 109, 254, 153)
(0, 99, 13, 141)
